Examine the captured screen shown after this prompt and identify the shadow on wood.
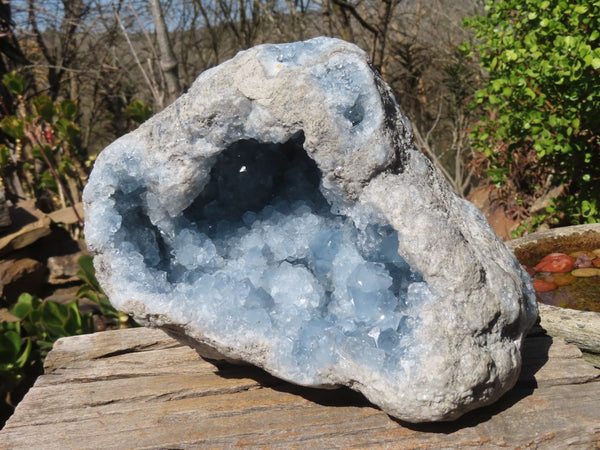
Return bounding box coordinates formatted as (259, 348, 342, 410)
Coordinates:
(403, 331, 551, 434)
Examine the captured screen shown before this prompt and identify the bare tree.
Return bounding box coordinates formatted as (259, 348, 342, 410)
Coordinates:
(0, 1, 29, 79)
(26, 0, 90, 98)
(5, 0, 487, 200)
(412, 99, 476, 198)
(193, 0, 228, 68)
(216, 0, 266, 50)
(320, 0, 403, 74)
(150, 0, 180, 105)
(384, 0, 484, 197)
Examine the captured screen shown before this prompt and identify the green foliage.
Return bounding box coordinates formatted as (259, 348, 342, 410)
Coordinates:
(0, 293, 94, 411)
(2, 72, 24, 96)
(1, 256, 135, 421)
(0, 321, 32, 393)
(32, 95, 55, 123)
(1, 116, 25, 141)
(511, 212, 554, 238)
(0, 72, 87, 223)
(77, 255, 136, 329)
(60, 99, 78, 121)
(9, 293, 94, 359)
(465, 0, 600, 226)
(0, 145, 10, 166)
(126, 99, 153, 125)
(76, 255, 111, 317)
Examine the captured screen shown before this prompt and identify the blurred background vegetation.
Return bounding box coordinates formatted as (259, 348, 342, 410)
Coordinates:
(0, 0, 598, 427)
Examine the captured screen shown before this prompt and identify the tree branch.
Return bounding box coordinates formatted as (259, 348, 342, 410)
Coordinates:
(112, 2, 163, 109)
(330, 0, 377, 34)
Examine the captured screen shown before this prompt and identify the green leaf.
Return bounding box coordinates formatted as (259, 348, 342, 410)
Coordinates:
(77, 289, 100, 305)
(491, 78, 506, 91)
(502, 86, 513, 97)
(77, 255, 103, 293)
(126, 100, 152, 124)
(563, 36, 576, 49)
(14, 337, 32, 368)
(457, 41, 471, 55)
(33, 95, 56, 123)
(1, 116, 25, 140)
(2, 72, 25, 96)
(59, 100, 78, 121)
(524, 87, 536, 99)
(505, 49, 518, 61)
(32, 144, 54, 162)
(11, 293, 35, 318)
(40, 300, 72, 338)
(55, 119, 80, 143)
(0, 145, 10, 166)
(0, 330, 21, 362)
(38, 170, 58, 192)
(62, 301, 83, 334)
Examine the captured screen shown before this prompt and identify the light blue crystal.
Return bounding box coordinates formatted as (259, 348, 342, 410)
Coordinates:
(87, 134, 424, 377)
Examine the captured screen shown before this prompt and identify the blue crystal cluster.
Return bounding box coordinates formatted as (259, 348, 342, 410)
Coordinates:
(86, 133, 431, 384)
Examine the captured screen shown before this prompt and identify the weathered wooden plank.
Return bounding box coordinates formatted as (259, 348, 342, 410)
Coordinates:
(1, 327, 599, 449)
(538, 303, 600, 354)
(520, 334, 600, 387)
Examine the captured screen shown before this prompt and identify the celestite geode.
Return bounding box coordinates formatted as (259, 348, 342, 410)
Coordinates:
(83, 37, 538, 422)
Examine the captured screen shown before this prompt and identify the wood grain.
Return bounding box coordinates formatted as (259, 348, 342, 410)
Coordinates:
(538, 303, 600, 354)
(1, 327, 599, 449)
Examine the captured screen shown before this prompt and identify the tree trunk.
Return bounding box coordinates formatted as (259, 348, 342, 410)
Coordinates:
(149, 0, 181, 106)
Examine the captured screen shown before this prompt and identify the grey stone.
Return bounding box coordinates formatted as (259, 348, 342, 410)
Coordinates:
(0, 216, 52, 257)
(47, 252, 85, 284)
(0, 257, 46, 305)
(83, 37, 537, 423)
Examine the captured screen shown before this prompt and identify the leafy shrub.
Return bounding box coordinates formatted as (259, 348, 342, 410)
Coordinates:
(9, 293, 94, 359)
(0, 256, 134, 425)
(0, 293, 94, 424)
(0, 72, 87, 224)
(0, 320, 33, 398)
(77, 255, 135, 329)
(465, 0, 600, 227)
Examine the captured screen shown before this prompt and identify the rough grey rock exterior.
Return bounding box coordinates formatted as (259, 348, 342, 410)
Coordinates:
(83, 37, 538, 422)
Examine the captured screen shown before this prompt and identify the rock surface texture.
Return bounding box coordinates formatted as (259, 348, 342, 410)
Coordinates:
(83, 37, 538, 423)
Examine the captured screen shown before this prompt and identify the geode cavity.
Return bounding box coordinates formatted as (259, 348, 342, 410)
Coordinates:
(83, 37, 537, 422)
